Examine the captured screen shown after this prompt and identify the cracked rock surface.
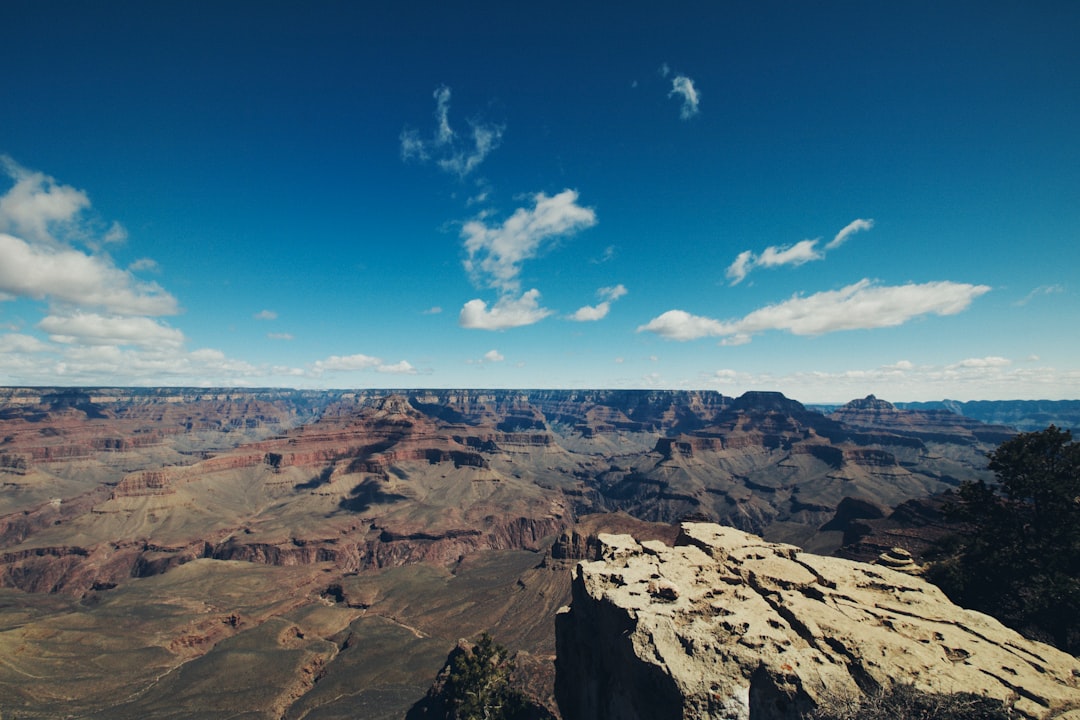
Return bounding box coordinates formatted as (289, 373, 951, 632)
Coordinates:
(555, 522, 1080, 720)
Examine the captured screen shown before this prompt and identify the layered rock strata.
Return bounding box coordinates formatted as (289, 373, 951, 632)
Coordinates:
(555, 523, 1080, 720)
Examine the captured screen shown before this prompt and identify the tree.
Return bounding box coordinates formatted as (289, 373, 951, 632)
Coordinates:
(929, 425, 1080, 652)
(444, 633, 530, 720)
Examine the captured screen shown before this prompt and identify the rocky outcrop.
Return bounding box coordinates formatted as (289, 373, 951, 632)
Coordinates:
(555, 523, 1080, 720)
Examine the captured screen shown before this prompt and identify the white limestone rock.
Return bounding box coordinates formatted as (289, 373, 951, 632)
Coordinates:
(555, 522, 1080, 720)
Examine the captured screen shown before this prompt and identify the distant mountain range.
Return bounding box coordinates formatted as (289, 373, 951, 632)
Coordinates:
(806, 397, 1079, 432)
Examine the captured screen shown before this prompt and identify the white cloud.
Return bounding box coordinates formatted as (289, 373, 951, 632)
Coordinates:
(400, 86, 504, 178)
(483, 349, 504, 362)
(599, 284, 628, 301)
(459, 289, 553, 330)
(0, 333, 52, 353)
(726, 240, 823, 285)
(422, 306, 443, 315)
(569, 284, 628, 322)
(0, 328, 303, 387)
(725, 250, 756, 285)
(376, 360, 418, 375)
(570, 303, 610, 322)
(102, 221, 128, 245)
(38, 312, 184, 349)
(0, 157, 90, 245)
(0, 233, 179, 316)
(308, 353, 418, 377)
(267, 332, 294, 341)
(128, 257, 159, 273)
(638, 310, 729, 341)
(757, 239, 823, 268)
(726, 219, 873, 285)
(639, 279, 991, 342)
(462, 189, 597, 292)
(311, 353, 382, 373)
(669, 75, 700, 119)
(826, 218, 874, 250)
(254, 309, 278, 320)
(949, 356, 1011, 369)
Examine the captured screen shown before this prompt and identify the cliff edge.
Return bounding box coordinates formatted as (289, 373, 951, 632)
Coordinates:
(555, 523, 1080, 720)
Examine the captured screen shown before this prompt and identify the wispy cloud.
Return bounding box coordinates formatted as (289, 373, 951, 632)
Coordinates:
(1015, 283, 1065, 306)
(669, 75, 701, 119)
(400, 86, 504, 178)
(128, 257, 159, 273)
(725, 218, 873, 285)
(459, 289, 554, 330)
(639, 279, 991, 344)
(254, 309, 278, 320)
(757, 239, 822, 268)
(826, 218, 874, 250)
(590, 245, 617, 264)
(462, 189, 597, 292)
(725, 250, 756, 286)
(569, 284, 628, 322)
(267, 332, 294, 341)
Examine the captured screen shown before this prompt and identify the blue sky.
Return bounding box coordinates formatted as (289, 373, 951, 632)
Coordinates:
(1, 1, 1077, 402)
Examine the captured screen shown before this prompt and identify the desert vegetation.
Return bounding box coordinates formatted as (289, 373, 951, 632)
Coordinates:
(804, 684, 1013, 720)
(409, 633, 553, 720)
(928, 425, 1080, 653)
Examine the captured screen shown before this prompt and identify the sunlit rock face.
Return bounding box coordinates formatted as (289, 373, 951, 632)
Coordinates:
(555, 523, 1080, 720)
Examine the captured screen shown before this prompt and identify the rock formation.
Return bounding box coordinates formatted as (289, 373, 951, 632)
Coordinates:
(555, 523, 1080, 720)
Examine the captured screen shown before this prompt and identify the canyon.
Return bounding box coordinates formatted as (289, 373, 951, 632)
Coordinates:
(0, 387, 1040, 717)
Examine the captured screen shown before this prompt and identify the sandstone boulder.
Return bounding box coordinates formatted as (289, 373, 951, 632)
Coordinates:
(555, 522, 1080, 719)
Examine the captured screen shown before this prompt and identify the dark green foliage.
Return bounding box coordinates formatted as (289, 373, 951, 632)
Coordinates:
(443, 634, 538, 720)
(806, 684, 1013, 720)
(928, 425, 1080, 653)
